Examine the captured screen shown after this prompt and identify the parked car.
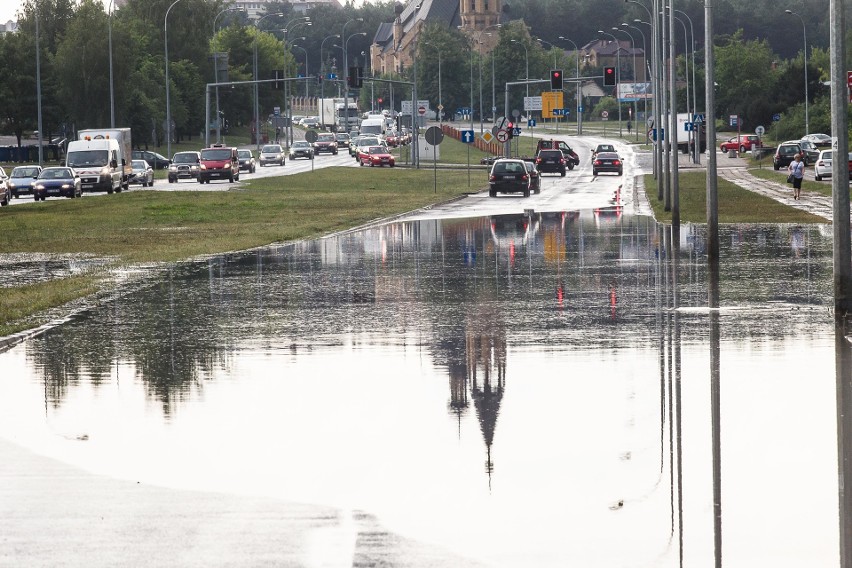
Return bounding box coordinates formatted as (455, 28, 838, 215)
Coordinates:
(523, 161, 541, 194)
(199, 144, 239, 183)
(358, 145, 396, 167)
(132, 150, 171, 169)
(259, 144, 286, 167)
(773, 141, 802, 170)
(795, 139, 820, 165)
(129, 159, 154, 187)
(33, 167, 82, 200)
(8, 165, 42, 198)
(168, 151, 201, 183)
(313, 133, 339, 155)
(0, 167, 9, 206)
(719, 135, 762, 153)
(237, 149, 256, 173)
(535, 149, 567, 177)
(488, 158, 531, 198)
(592, 152, 623, 176)
(813, 149, 852, 181)
(289, 141, 314, 160)
(802, 133, 832, 148)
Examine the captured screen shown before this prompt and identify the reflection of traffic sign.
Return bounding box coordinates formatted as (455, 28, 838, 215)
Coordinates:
(461, 130, 475, 143)
(496, 129, 509, 143)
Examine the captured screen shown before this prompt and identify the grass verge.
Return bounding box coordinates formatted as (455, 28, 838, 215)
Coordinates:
(747, 167, 852, 199)
(0, 167, 481, 333)
(644, 171, 827, 224)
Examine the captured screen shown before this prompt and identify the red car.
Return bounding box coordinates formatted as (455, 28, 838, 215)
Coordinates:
(358, 146, 396, 167)
(720, 135, 762, 153)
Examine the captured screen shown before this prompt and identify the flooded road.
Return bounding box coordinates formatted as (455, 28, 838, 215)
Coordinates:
(0, 209, 847, 566)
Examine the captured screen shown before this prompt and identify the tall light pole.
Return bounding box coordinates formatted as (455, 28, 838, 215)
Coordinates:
(559, 36, 582, 134)
(462, 24, 500, 128)
(511, 39, 529, 98)
(674, 10, 697, 159)
(213, 7, 243, 143)
(536, 38, 558, 68)
(253, 12, 284, 151)
(423, 42, 442, 123)
(625, 23, 648, 129)
(613, 27, 638, 140)
(164, 0, 184, 159)
(319, 33, 340, 105)
(785, 9, 809, 135)
(599, 30, 622, 136)
(292, 41, 308, 99)
(36, 9, 43, 166)
(343, 17, 364, 134)
(108, 0, 116, 128)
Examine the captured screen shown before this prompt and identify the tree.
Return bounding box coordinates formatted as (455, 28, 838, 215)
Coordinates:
(714, 30, 778, 130)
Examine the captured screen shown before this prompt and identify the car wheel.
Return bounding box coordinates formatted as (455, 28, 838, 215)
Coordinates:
(816, 174, 822, 181)
(593, 170, 598, 176)
(773, 163, 780, 171)
(489, 188, 496, 197)
(618, 170, 623, 176)
(560, 170, 566, 177)
(229, 174, 234, 183)
(739, 145, 746, 153)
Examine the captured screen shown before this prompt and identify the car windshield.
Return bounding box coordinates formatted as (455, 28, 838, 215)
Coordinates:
(173, 153, 197, 164)
(596, 153, 619, 159)
(132, 161, 147, 169)
(369, 147, 386, 155)
(317, 135, 335, 142)
(40, 168, 72, 179)
(238, 151, 251, 158)
(12, 167, 39, 178)
(293, 142, 309, 148)
(201, 149, 231, 160)
(493, 161, 525, 174)
(539, 151, 562, 158)
(359, 138, 380, 147)
(262, 146, 282, 153)
(780, 145, 799, 156)
(66, 150, 108, 167)
(596, 145, 615, 152)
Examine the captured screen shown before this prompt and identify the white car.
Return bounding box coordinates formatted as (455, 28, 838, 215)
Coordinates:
(259, 144, 286, 166)
(813, 149, 852, 181)
(801, 133, 832, 148)
(130, 159, 154, 187)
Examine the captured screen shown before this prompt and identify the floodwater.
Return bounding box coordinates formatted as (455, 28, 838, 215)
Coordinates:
(1, 209, 849, 566)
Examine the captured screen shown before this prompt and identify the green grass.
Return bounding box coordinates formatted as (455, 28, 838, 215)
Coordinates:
(747, 167, 851, 199)
(644, 171, 827, 224)
(0, 275, 101, 337)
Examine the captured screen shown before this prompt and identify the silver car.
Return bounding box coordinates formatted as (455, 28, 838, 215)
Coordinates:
(259, 144, 285, 167)
(130, 160, 154, 187)
(8, 165, 42, 198)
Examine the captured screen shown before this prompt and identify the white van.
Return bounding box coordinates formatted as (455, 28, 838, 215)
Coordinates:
(359, 118, 385, 137)
(66, 137, 123, 193)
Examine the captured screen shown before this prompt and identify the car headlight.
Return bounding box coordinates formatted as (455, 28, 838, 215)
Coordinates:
(62, 183, 71, 189)
(169, 165, 177, 171)
(199, 164, 206, 170)
(223, 163, 230, 169)
(35, 184, 44, 190)
(100, 166, 111, 175)
(8, 182, 15, 189)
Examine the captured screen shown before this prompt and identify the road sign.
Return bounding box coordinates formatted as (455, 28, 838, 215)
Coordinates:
(512, 109, 521, 118)
(437, 104, 444, 111)
(528, 119, 536, 127)
(772, 113, 781, 122)
(649, 128, 665, 141)
(524, 96, 543, 111)
(304, 130, 318, 143)
(495, 116, 508, 130)
(684, 122, 694, 131)
(326, 73, 337, 79)
(755, 125, 765, 136)
(461, 130, 475, 144)
(693, 114, 705, 123)
(601, 110, 609, 119)
(496, 129, 509, 143)
(730, 114, 738, 127)
(418, 106, 427, 116)
(578, 106, 584, 112)
(512, 127, 521, 136)
(424, 126, 444, 145)
(274, 106, 280, 117)
(482, 131, 494, 143)
(647, 116, 654, 128)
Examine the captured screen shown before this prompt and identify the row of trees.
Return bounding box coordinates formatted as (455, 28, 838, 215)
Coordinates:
(1, 0, 849, 151)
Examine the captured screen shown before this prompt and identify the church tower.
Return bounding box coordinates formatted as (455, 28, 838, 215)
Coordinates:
(459, 0, 501, 32)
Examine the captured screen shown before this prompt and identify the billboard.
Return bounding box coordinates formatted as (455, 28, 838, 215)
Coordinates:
(617, 82, 653, 102)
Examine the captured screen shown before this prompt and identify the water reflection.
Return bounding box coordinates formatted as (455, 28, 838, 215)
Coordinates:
(0, 212, 845, 565)
(0, 252, 113, 288)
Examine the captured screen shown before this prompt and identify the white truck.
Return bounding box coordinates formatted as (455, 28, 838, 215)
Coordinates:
(318, 98, 359, 131)
(674, 113, 706, 155)
(66, 128, 132, 193)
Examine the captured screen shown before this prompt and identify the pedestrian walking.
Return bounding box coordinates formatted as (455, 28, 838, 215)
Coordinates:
(788, 153, 805, 200)
(626, 120, 632, 134)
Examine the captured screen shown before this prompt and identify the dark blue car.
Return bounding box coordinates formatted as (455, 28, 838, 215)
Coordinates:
(33, 167, 82, 201)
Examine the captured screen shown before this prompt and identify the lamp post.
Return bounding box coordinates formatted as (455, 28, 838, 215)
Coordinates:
(35, 10, 43, 166)
(281, 17, 310, 145)
(423, 42, 442, 123)
(361, 50, 373, 112)
(599, 30, 622, 136)
(213, 7, 243, 143)
(625, 23, 648, 132)
(613, 27, 638, 141)
(674, 10, 697, 157)
(164, 0, 184, 159)
(343, 17, 364, 134)
(292, 41, 308, 99)
(253, 12, 284, 151)
(320, 33, 340, 105)
(108, 0, 116, 128)
(535, 38, 558, 68)
(785, 9, 809, 135)
(559, 36, 582, 134)
(511, 39, 529, 98)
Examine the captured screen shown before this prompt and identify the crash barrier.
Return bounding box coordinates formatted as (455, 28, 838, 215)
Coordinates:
(440, 125, 502, 156)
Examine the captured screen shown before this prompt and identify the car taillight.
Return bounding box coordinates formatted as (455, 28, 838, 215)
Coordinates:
(521, 174, 528, 181)
(613, 160, 621, 166)
(594, 160, 602, 166)
(560, 159, 565, 164)
(489, 175, 496, 182)
(536, 158, 542, 164)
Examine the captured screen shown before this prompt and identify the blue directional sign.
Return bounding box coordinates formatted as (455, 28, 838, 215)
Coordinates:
(552, 108, 571, 116)
(457, 107, 472, 115)
(684, 122, 695, 131)
(527, 119, 537, 127)
(772, 113, 781, 122)
(562, 108, 570, 116)
(461, 130, 475, 143)
(297, 74, 304, 78)
(327, 73, 337, 79)
(578, 106, 584, 112)
(513, 127, 522, 135)
(651, 128, 665, 141)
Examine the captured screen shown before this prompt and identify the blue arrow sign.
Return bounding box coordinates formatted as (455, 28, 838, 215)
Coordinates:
(561, 108, 570, 116)
(772, 113, 781, 122)
(527, 119, 536, 127)
(684, 122, 694, 131)
(578, 106, 584, 112)
(552, 109, 564, 116)
(513, 127, 522, 135)
(327, 73, 337, 79)
(461, 130, 475, 144)
(651, 128, 665, 141)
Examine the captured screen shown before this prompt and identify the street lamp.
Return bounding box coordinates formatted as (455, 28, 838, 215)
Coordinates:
(164, 0, 184, 159)
(510, 39, 529, 98)
(535, 38, 558, 68)
(613, 27, 638, 140)
(253, 12, 284, 151)
(423, 42, 442, 123)
(625, 23, 648, 130)
(213, 7, 244, 143)
(343, 17, 364, 134)
(291, 40, 308, 99)
(35, 9, 43, 166)
(559, 36, 582, 134)
(108, 0, 116, 128)
(320, 33, 340, 104)
(785, 9, 809, 135)
(673, 10, 697, 146)
(598, 30, 623, 136)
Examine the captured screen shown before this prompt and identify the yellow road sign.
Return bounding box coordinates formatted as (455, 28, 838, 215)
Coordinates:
(482, 131, 494, 143)
(541, 92, 565, 119)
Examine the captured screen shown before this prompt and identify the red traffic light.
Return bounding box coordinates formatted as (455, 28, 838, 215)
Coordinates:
(377, 98, 383, 104)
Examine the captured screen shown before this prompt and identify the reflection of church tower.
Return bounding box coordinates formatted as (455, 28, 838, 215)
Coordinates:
(448, 361, 470, 431)
(458, 0, 501, 32)
(467, 313, 507, 478)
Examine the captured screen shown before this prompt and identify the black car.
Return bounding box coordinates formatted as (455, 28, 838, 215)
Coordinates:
(524, 161, 541, 194)
(237, 149, 256, 173)
(33, 167, 82, 200)
(535, 150, 567, 176)
(488, 159, 531, 198)
(132, 150, 171, 170)
(592, 152, 623, 176)
(774, 142, 801, 170)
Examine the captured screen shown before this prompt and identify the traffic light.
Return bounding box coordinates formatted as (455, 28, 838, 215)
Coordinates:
(550, 69, 563, 90)
(347, 67, 364, 88)
(603, 66, 616, 86)
(507, 121, 514, 139)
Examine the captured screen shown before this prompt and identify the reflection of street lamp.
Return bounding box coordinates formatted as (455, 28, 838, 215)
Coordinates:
(164, 0, 184, 159)
(510, 39, 529, 98)
(598, 30, 622, 136)
(785, 9, 809, 135)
